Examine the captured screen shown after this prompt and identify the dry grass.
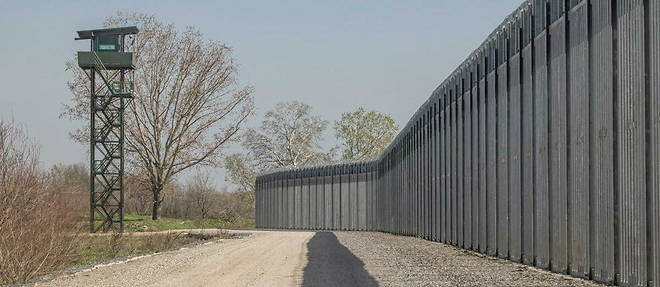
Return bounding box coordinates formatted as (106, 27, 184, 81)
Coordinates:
(67, 231, 229, 269)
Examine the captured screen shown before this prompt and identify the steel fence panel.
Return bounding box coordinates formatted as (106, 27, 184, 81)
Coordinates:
(478, 53, 488, 253)
(549, 13, 569, 274)
(497, 30, 510, 259)
(341, 170, 350, 230)
(457, 80, 465, 247)
(420, 115, 425, 238)
(411, 123, 416, 236)
(567, 1, 590, 278)
(450, 88, 457, 245)
(266, 179, 270, 227)
(533, 17, 550, 269)
(333, 169, 341, 229)
(471, 62, 480, 251)
(508, 15, 523, 263)
(463, 76, 473, 249)
(271, 178, 276, 228)
(417, 120, 422, 237)
(650, 1, 660, 286)
(263, 178, 267, 228)
(265, 177, 269, 228)
(521, 6, 536, 266)
(349, 169, 357, 230)
(432, 102, 440, 241)
(402, 138, 408, 235)
(309, 171, 317, 229)
(324, 173, 333, 230)
(590, 1, 616, 282)
(359, 170, 367, 231)
(487, 40, 498, 257)
(295, 175, 302, 229)
(442, 90, 450, 243)
(255, 180, 260, 227)
(316, 170, 324, 229)
(429, 108, 434, 240)
(287, 178, 294, 229)
(302, 172, 310, 229)
(616, 1, 648, 285)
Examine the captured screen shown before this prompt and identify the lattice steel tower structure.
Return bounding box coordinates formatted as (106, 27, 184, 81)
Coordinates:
(76, 26, 138, 232)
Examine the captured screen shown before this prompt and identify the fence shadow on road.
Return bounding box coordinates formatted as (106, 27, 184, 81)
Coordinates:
(302, 232, 378, 287)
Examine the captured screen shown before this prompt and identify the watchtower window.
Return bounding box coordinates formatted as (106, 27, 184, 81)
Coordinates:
(96, 35, 120, 52)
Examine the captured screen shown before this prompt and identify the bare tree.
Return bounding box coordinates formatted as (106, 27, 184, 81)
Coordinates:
(186, 173, 216, 219)
(63, 13, 254, 219)
(334, 107, 398, 161)
(245, 101, 331, 169)
(225, 101, 332, 195)
(49, 163, 89, 212)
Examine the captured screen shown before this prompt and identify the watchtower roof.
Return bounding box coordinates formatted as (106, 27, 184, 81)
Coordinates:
(76, 26, 139, 40)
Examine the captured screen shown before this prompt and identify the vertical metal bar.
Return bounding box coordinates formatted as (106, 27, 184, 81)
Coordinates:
(509, 14, 523, 263)
(497, 30, 510, 260)
(119, 70, 125, 233)
(549, 8, 569, 274)
(432, 101, 438, 241)
(533, 0, 551, 268)
(350, 167, 357, 230)
(472, 61, 480, 251)
(521, 5, 536, 265)
(487, 39, 499, 257)
(649, 0, 660, 286)
(464, 72, 473, 249)
(616, 1, 648, 285)
(89, 68, 96, 233)
(457, 78, 465, 248)
(425, 110, 430, 239)
(325, 171, 333, 229)
(479, 52, 488, 253)
(568, 0, 591, 278)
(451, 88, 457, 245)
(359, 168, 367, 231)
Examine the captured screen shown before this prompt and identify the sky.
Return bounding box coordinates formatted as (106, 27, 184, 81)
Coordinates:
(0, 0, 523, 186)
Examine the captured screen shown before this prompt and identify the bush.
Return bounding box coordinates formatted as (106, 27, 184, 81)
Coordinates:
(154, 173, 255, 224)
(0, 121, 81, 285)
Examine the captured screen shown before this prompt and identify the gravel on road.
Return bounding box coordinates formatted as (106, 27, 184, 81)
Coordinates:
(334, 231, 603, 287)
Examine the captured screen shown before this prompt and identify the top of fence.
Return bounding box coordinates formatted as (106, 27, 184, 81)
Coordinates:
(258, 0, 561, 180)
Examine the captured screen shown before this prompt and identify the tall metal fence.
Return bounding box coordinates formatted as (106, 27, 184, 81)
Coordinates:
(255, 0, 660, 286)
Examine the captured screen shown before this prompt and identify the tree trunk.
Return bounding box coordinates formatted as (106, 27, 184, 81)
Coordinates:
(152, 187, 162, 220)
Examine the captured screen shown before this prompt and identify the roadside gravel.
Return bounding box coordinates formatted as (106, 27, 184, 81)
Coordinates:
(334, 231, 603, 287)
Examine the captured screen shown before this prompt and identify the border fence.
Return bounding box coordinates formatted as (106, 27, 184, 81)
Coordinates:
(255, 0, 660, 286)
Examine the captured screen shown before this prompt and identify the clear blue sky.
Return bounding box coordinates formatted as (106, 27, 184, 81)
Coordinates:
(0, 0, 522, 184)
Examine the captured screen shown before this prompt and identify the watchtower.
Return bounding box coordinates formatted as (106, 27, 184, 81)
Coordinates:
(76, 26, 138, 232)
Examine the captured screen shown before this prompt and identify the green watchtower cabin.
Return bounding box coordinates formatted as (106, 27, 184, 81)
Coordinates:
(75, 26, 138, 233)
(76, 26, 138, 70)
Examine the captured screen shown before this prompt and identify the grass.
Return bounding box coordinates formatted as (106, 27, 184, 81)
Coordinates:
(123, 213, 254, 232)
(66, 232, 197, 267)
(49, 213, 254, 278)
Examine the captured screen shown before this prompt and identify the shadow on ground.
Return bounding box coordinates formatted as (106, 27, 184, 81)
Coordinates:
(302, 232, 378, 287)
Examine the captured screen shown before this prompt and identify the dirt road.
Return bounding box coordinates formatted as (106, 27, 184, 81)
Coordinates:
(36, 230, 602, 287)
(36, 230, 313, 287)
